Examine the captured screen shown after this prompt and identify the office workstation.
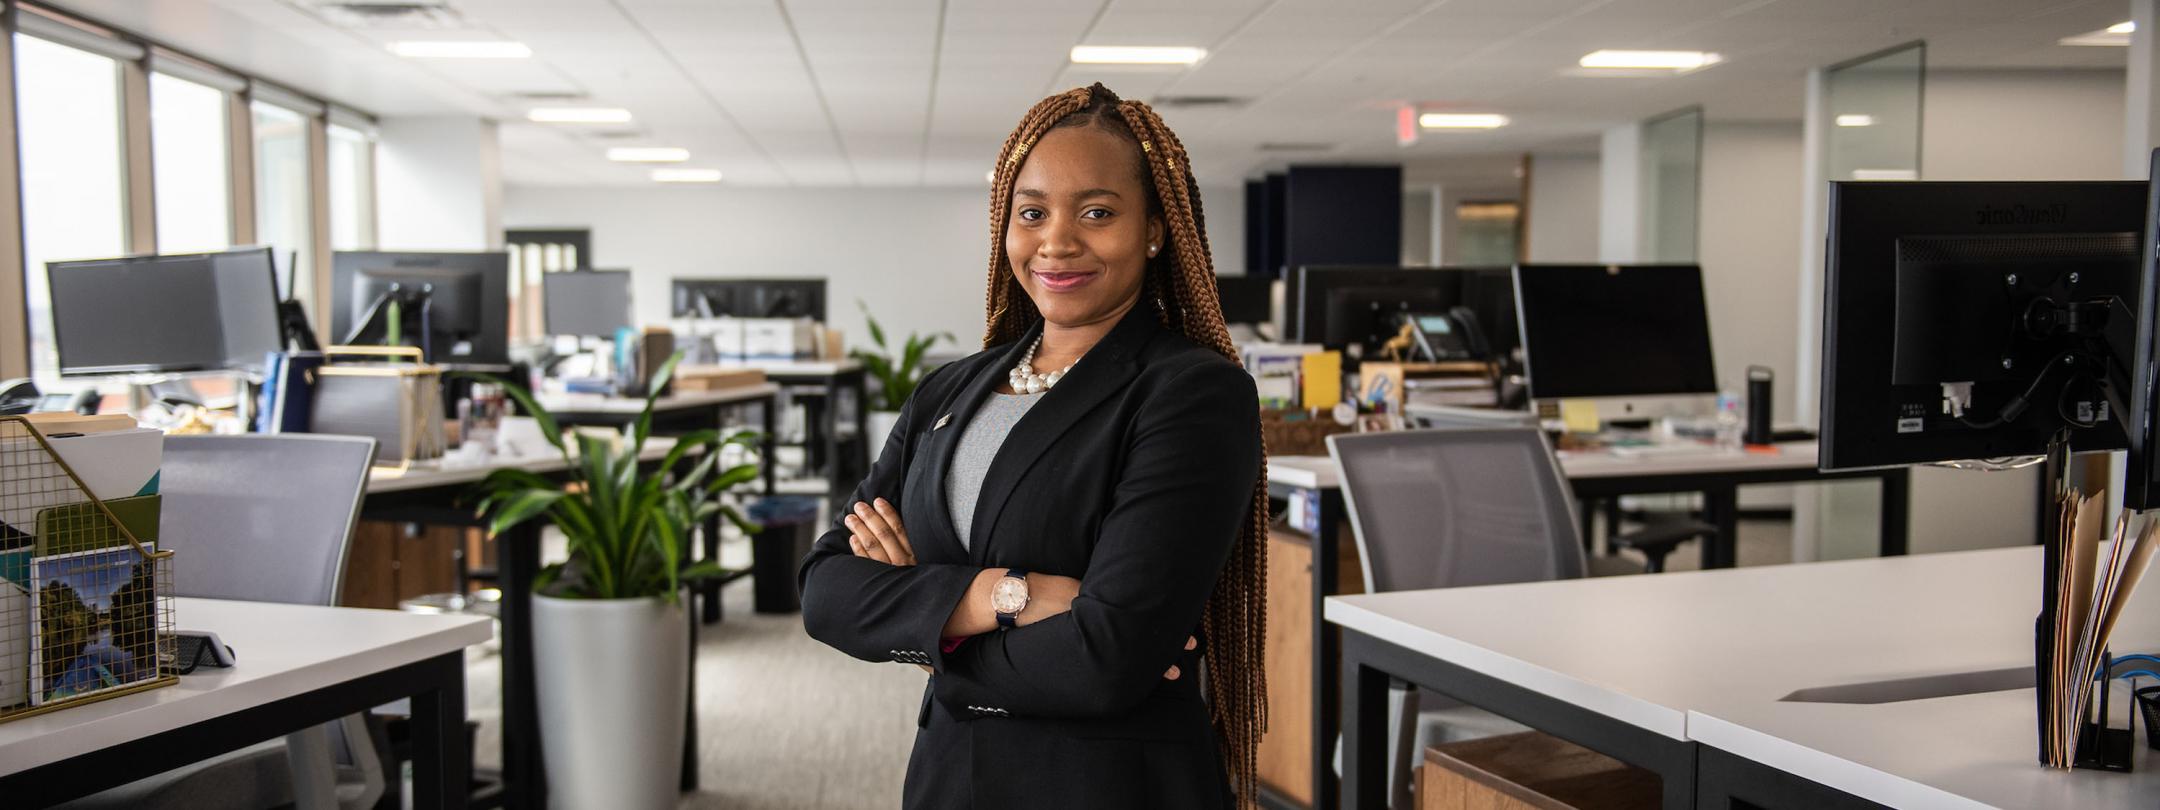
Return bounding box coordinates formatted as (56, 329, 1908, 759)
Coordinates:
(5, 2, 2160, 809)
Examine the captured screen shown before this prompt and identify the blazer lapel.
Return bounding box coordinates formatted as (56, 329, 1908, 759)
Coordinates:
(968, 307, 1161, 563)
(912, 321, 1042, 561)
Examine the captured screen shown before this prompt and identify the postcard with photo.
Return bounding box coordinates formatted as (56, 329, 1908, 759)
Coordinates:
(29, 547, 158, 705)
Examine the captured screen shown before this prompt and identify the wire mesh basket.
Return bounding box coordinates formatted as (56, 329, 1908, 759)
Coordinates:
(0, 415, 176, 723)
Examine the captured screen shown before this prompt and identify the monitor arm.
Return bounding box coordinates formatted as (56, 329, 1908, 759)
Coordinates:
(343, 284, 436, 359)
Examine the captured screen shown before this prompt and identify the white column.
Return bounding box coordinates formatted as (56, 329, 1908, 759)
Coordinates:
(1791, 66, 1832, 563)
(375, 117, 503, 250)
(2127, 0, 2160, 177)
(1597, 123, 1643, 263)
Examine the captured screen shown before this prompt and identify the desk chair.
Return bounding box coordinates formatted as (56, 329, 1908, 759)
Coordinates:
(1326, 428, 1713, 808)
(62, 435, 383, 810)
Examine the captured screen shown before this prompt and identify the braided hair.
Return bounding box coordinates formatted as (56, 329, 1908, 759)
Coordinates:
(983, 83, 1270, 806)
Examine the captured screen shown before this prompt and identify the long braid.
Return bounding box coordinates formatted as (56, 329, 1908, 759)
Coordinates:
(986, 84, 1271, 807)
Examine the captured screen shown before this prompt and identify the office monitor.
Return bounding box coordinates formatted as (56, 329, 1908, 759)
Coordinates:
(1460, 267, 1520, 365)
(1292, 266, 1464, 350)
(1819, 180, 2146, 474)
(544, 269, 633, 338)
(671, 278, 826, 320)
(1514, 264, 1718, 422)
(330, 251, 510, 366)
(47, 248, 285, 377)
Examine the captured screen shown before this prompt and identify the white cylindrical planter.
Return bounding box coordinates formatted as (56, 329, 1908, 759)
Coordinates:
(532, 594, 688, 810)
(868, 410, 903, 454)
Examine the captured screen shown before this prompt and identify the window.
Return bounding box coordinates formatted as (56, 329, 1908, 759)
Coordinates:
(252, 100, 313, 310)
(150, 71, 230, 254)
(16, 33, 127, 380)
(327, 123, 374, 251)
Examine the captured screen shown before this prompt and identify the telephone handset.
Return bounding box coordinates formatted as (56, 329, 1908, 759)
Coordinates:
(1400, 308, 1491, 363)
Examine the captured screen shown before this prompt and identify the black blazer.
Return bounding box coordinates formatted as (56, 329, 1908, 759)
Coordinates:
(799, 304, 1262, 809)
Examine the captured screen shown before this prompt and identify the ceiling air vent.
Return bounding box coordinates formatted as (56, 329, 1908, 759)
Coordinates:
(1151, 95, 1247, 110)
(510, 91, 590, 102)
(589, 130, 645, 140)
(310, 1, 464, 29)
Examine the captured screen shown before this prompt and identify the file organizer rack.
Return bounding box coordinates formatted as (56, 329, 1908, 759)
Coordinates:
(2036, 433, 2135, 770)
(0, 415, 175, 722)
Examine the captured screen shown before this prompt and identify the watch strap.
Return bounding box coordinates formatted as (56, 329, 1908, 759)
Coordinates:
(995, 568, 1031, 629)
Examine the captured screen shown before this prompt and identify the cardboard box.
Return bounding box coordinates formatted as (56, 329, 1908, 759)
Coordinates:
(675, 366, 769, 392)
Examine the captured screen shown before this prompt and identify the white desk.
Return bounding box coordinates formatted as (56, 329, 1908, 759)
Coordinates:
(0, 598, 489, 808)
(1325, 547, 2160, 809)
(1269, 440, 1822, 487)
(364, 436, 680, 495)
(534, 382, 779, 416)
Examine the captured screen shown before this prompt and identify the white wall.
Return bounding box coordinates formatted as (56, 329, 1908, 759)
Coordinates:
(501, 184, 1246, 354)
(1699, 123, 1803, 416)
(1523, 153, 1599, 263)
(376, 117, 503, 250)
(1401, 188, 1435, 265)
(1598, 123, 1644, 263)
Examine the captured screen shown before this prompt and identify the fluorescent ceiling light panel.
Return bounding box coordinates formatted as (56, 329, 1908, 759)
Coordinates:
(2062, 23, 2133, 46)
(1070, 46, 1206, 65)
(529, 107, 632, 124)
(653, 169, 722, 183)
(1419, 113, 1509, 129)
(1578, 50, 1722, 70)
(387, 41, 531, 59)
(1835, 114, 1875, 127)
(608, 147, 689, 162)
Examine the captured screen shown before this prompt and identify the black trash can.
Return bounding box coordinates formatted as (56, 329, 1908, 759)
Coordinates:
(748, 496, 820, 614)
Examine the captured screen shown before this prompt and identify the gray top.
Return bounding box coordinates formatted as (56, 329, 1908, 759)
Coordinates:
(946, 391, 1046, 549)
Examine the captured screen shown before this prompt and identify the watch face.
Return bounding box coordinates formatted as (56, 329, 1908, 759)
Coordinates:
(990, 576, 1029, 614)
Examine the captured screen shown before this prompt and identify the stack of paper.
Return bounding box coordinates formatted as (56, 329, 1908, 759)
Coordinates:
(2042, 490, 2160, 768)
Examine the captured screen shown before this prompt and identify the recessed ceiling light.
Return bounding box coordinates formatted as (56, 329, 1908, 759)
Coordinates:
(1835, 114, 1875, 127)
(1070, 46, 1206, 65)
(2062, 22, 2134, 46)
(1578, 50, 1722, 71)
(387, 41, 531, 59)
(653, 168, 722, 183)
(529, 107, 633, 124)
(608, 147, 689, 163)
(1419, 113, 1509, 130)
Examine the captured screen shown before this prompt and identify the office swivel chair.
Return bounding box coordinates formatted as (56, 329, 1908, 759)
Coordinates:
(62, 434, 383, 810)
(1326, 428, 1713, 809)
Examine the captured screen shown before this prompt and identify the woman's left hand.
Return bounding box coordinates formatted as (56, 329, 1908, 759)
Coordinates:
(847, 498, 916, 566)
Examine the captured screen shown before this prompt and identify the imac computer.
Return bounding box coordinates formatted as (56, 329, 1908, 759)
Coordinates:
(331, 251, 511, 366)
(1513, 263, 1717, 423)
(670, 278, 827, 320)
(543, 269, 634, 338)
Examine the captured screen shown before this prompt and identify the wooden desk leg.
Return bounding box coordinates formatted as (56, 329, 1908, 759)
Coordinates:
(411, 652, 471, 810)
(498, 521, 546, 810)
(1703, 485, 1740, 569)
(1879, 469, 1910, 557)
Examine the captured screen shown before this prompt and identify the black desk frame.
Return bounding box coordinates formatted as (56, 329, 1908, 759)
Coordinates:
(765, 366, 868, 514)
(3, 652, 469, 809)
(1274, 462, 1910, 810)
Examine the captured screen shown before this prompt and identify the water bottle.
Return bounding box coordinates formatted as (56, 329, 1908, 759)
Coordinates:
(1715, 392, 1745, 452)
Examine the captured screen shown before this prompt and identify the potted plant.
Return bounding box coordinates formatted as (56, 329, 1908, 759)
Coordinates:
(851, 302, 952, 452)
(470, 354, 760, 810)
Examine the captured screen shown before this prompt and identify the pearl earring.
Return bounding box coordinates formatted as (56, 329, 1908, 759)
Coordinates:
(1148, 245, 1158, 256)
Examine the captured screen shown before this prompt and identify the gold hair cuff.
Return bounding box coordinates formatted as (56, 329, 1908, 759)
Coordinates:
(1006, 140, 1033, 165)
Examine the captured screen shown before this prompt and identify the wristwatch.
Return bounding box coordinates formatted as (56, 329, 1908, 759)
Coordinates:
(991, 568, 1031, 629)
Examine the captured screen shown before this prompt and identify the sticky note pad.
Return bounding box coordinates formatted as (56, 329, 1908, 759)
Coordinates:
(1300, 352, 1342, 411)
(1559, 399, 1601, 434)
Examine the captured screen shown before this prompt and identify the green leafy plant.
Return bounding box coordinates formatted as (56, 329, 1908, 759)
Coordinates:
(467, 353, 762, 602)
(851, 301, 953, 412)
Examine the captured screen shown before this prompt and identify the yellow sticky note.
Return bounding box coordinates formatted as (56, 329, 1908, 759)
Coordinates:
(1300, 351, 1341, 411)
(1560, 399, 1601, 434)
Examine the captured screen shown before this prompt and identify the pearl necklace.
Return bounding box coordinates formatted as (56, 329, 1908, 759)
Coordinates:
(1009, 335, 1076, 394)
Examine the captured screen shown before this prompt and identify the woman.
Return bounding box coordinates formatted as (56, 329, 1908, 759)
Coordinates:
(798, 83, 1270, 808)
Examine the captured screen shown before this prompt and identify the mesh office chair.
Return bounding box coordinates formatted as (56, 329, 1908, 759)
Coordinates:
(1326, 428, 1712, 808)
(63, 434, 383, 810)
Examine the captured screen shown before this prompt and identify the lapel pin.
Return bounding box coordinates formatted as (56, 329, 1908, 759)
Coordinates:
(934, 413, 951, 431)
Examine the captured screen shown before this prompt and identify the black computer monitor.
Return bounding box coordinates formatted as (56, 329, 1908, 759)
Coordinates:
(670, 278, 826, 320)
(2126, 159, 2160, 511)
(331, 251, 510, 366)
(47, 248, 285, 377)
(1458, 267, 1519, 363)
(1293, 266, 1464, 349)
(1820, 180, 2146, 473)
(1214, 275, 1273, 325)
(544, 269, 633, 338)
(1514, 264, 1718, 421)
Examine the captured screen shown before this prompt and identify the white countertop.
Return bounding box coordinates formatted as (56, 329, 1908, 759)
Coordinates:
(714, 359, 861, 375)
(365, 437, 680, 494)
(535, 382, 778, 414)
(1325, 546, 2160, 807)
(1265, 441, 1821, 490)
(0, 598, 490, 775)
